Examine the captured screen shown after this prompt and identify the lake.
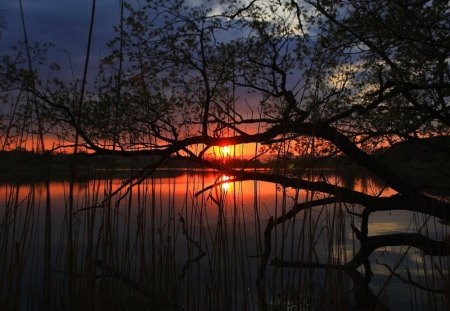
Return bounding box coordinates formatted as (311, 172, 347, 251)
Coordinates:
(0, 169, 448, 310)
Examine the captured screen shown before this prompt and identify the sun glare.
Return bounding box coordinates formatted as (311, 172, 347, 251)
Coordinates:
(221, 175, 230, 191)
(221, 145, 231, 156)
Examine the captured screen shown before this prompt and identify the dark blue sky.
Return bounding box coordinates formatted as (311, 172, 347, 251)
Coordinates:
(1, 0, 120, 79)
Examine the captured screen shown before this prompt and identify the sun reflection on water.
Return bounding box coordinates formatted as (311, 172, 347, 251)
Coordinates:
(221, 175, 230, 191)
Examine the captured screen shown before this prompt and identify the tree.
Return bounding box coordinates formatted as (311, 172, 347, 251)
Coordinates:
(0, 0, 449, 309)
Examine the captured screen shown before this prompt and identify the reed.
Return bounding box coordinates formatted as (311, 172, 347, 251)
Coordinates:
(0, 164, 448, 310)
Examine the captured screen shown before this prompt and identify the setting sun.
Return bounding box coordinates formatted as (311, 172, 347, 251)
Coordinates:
(221, 145, 232, 156)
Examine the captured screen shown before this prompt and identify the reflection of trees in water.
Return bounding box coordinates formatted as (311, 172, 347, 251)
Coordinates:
(256, 192, 449, 310)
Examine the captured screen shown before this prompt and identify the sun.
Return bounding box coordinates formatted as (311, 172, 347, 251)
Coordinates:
(221, 145, 231, 156)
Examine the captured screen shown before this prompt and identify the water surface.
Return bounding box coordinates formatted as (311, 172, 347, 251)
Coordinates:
(0, 170, 448, 310)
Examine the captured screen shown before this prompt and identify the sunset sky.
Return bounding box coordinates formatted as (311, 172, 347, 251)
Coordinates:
(1, 1, 268, 156)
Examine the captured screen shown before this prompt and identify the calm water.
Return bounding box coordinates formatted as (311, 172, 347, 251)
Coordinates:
(0, 170, 448, 310)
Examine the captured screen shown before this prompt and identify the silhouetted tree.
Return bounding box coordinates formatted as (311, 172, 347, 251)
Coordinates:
(0, 0, 449, 309)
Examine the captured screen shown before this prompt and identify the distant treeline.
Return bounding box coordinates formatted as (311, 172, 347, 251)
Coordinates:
(0, 149, 352, 170)
(0, 150, 347, 183)
(2, 137, 450, 194)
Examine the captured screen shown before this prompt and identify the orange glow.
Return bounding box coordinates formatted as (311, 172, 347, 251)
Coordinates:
(213, 144, 249, 159)
(211, 144, 261, 159)
(4, 134, 265, 158)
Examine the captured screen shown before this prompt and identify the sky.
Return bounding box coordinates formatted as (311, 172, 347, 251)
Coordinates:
(0, 0, 277, 156)
(1, 0, 121, 79)
(0, 0, 232, 76)
(1, 1, 133, 152)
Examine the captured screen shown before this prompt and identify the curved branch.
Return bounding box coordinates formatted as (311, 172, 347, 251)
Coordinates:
(194, 162, 450, 221)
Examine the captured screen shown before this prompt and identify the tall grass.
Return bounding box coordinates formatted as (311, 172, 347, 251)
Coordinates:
(0, 168, 448, 310)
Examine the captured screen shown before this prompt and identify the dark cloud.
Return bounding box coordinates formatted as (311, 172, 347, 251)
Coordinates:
(1, 0, 120, 78)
